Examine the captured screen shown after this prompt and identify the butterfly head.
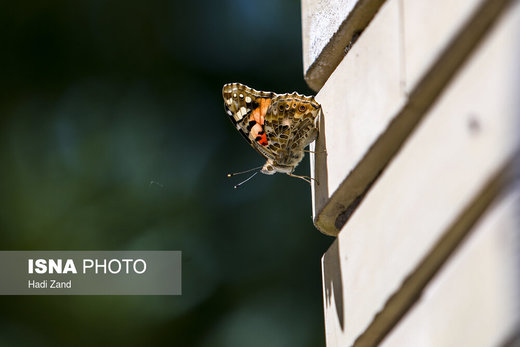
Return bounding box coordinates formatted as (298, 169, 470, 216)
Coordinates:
(261, 158, 293, 175)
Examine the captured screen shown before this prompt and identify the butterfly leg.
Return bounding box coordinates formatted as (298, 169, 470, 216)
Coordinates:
(304, 149, 327, 154)
(287, 173, 319, 185)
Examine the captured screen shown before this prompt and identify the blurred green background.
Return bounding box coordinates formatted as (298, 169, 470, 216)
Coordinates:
(0, 0, 331, 346)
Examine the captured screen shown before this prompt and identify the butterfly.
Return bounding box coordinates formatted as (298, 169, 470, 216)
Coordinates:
(222, 83, 322, 185)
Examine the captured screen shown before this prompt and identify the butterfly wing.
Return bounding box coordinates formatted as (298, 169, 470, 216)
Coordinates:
(222, 83, 321, 169)
(222, 83, 276, 160)
(262, 93, 321, 166)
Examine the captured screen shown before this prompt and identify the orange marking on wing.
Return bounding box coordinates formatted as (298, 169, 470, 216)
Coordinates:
(249, 98, 271, 125)
(250, 108, 260, 124)
(259, 98, 271, 124)
(257, 133, 268, 146)
(251, 123, 268, 146)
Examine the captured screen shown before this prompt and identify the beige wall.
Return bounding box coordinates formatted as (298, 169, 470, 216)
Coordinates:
(303, 0, 520, 345)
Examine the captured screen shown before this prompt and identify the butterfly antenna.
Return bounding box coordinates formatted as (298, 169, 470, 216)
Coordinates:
(233, 172, 258, 189)
(227, 166, 263, 178)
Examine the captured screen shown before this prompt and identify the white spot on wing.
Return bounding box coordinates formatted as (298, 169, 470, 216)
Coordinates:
(245, 96, 252, 103)
(234, 106, 248, 120)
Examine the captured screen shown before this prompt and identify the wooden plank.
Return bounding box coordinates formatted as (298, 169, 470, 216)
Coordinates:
(301, 0, 386, 91)
(310, 0, 404, 234)
(381, 190, 520, 347)
(321, 1, 520, 344)
(310, 0, 512, 236)
(403, 0, 502, 93)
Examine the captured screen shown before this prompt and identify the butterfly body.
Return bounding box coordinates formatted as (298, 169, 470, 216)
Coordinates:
(222, 83, 321, 180)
